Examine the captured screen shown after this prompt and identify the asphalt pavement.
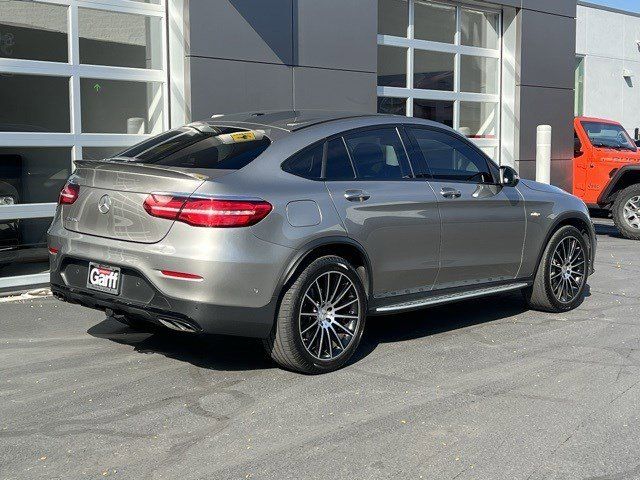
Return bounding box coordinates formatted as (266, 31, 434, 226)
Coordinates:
(1, 219, 640, 480)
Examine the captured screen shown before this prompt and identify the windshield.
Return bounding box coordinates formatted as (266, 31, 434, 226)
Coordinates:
(582, 121, 637, 151)
(105, 124, 271, 169)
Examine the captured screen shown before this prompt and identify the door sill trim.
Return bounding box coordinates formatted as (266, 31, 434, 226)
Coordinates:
(375, 282, 529, 313)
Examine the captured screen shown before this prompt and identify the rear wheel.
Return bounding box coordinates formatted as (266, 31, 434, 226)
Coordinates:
(612, 184, 640, 240)
(523, 225, 589, 312)
(263, 256, 367, 374)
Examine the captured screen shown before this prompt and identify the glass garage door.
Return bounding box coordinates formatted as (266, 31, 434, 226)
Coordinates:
(0, 0, 168, 289)
(377, 0, 501, 161)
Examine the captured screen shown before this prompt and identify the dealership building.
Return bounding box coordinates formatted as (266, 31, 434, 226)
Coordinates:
(0, 0, 637, 290)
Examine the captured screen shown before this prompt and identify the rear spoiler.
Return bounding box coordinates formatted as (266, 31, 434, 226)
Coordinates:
(73, 160, 210, 181)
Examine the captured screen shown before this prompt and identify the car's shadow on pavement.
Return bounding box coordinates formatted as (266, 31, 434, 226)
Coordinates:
(88, 318, 271, 371)
(593, 221, 623, 239)
(87, 290, 546, 372)
(350, 292, 530, 365)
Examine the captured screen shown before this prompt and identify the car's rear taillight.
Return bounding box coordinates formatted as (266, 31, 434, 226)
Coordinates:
(143, 194, 272, 228)
(142, 194, 186, 220)
(59, 182, 79, 205)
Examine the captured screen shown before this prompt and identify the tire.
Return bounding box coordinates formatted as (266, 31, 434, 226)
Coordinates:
(612, 184, 640, 240)
(523, 225, 590, 313)
(263, 255, 367, 374)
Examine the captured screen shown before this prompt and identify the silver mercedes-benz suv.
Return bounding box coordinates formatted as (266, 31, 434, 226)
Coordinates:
(48, 111, 596, 374)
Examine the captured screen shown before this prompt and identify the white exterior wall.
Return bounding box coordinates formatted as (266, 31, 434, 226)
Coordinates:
(577, 3, 640, 134)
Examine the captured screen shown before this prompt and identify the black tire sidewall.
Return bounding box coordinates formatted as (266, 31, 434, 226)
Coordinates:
(613, 185, 640, 239)
(288, 257, 367, 373)
(542, 226, 589, 311)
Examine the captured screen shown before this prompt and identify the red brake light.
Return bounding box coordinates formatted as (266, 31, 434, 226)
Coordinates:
(143, 194, 272, 228)
(48, 247, 59, 255)
(160, 270, 203, 280)
(142, 194, 185, 220)
(59, 182, 79, 205)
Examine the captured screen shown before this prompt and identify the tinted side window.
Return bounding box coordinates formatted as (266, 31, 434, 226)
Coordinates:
(325, 138, 356, 181)
(408, 128, 493, 183)
(343, 127, 411, 180)
(282, 143, 323, 180)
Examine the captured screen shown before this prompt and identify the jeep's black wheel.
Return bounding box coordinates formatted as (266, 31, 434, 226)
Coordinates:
(263, 256, 367, 374)
(523, 225, 589, 312)
(612, 184, 640, 240)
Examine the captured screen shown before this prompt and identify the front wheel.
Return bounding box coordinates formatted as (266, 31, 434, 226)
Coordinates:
(523, 225, 589, 313)
(263, 256, 367, 374)
(612, 184, 640, 240)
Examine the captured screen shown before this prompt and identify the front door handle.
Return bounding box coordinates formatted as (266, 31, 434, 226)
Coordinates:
(440, 187, 462, 199)
(344, 189, 371, 202)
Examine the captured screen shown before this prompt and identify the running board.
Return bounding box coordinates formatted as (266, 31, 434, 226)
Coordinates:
(375, 282, 529, 313)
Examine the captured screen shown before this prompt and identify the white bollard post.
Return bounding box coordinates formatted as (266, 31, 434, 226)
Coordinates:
(536, 125, 552, 184)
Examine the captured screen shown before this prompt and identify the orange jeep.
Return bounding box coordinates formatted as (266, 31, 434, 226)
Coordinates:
(573, 116, 640, 239)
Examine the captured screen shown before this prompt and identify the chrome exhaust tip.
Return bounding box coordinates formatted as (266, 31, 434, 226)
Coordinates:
(157, 317, 198, 333)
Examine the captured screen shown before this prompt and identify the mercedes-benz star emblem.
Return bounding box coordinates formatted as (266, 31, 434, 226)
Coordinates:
(98, 194, 111, 214)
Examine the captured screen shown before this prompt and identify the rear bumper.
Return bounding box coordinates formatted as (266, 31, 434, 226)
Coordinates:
(46, 210, 297, 337)
(50, 269, 277, 338)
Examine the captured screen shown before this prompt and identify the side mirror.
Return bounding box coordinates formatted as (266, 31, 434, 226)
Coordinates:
(574, 137, 583, 154)
(499, 165, 519, 187)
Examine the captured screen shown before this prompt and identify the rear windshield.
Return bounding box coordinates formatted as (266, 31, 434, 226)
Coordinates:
(107, 124, 271, 169)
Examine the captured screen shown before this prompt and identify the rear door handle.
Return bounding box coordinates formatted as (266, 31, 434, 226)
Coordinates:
(344, 189, 371, 202)
(440, 187, 462, 199)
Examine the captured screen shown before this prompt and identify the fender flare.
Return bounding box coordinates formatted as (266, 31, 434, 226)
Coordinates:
(275, 236, 374, 301)
(598, 165, 640, 205)
(533, 211, 596, 278)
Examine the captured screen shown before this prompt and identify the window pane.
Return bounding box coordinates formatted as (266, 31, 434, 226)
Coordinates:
(325, 138, 355, 181)
(414, 1, 456, 44)
(414, 50, 454, 91)
(408, 129, 492, 183)
(0, 74, 70, 132)
(461, 8, 500, 50)
(0, 147, 71, 204)
(79, 8, 163, 69)
(378, 46, 407, 88)
(81, 79, 164, 134)
(82, 147, 129, 160)
(0, 218, 51, 279)
(283, 144, 323, 180)
(413, 99, 453, 128)
(378, 97, 406, 116)
(378, 0, 408, 37)
(344, 128, 411, 180)
(0, 1, 68, 62)
(460, 56, 499, 94)
(458, 102, 498, 139)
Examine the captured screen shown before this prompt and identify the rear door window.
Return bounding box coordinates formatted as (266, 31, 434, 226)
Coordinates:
(114, 126, 271, 169)
(342, 127, 412, 180)
(325, 138, 356, 181)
